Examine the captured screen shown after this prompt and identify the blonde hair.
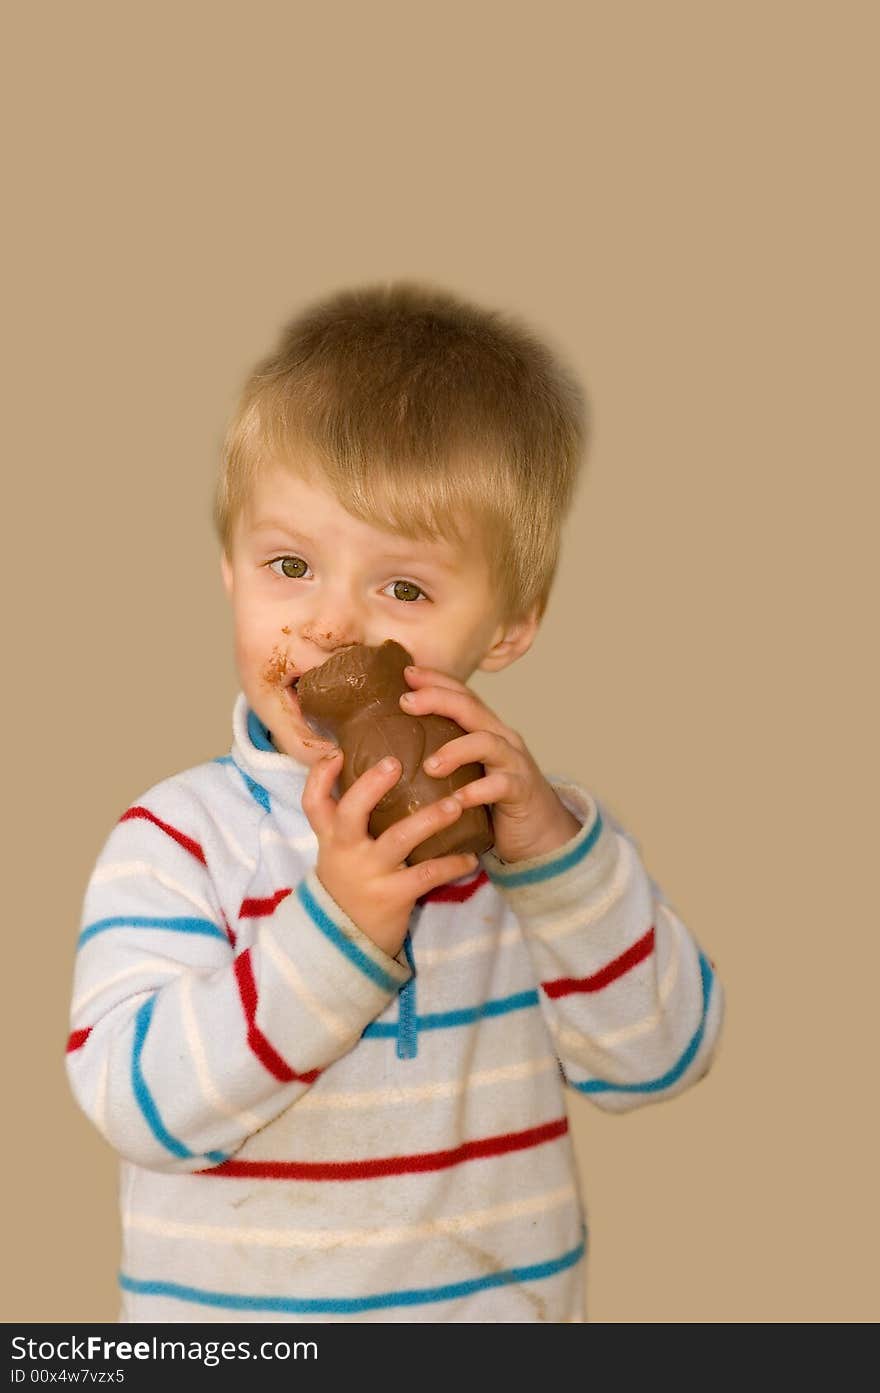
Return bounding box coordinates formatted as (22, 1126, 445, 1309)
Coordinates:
(214, 279, 589, 624)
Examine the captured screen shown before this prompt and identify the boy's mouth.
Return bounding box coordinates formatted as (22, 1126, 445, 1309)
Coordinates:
(282, 669, 340, 749)
(283, 674, 322, 730)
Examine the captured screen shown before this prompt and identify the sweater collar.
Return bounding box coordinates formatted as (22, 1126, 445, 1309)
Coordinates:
(228, 692, 310, 808)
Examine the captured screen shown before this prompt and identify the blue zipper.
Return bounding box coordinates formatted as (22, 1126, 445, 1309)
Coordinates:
(396, 918, 419, 1060)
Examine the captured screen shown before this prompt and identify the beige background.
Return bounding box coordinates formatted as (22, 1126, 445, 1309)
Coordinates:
(4, 1, 877, 1323)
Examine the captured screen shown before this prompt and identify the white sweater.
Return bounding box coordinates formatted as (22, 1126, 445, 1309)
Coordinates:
(66, 694, 724, 1323)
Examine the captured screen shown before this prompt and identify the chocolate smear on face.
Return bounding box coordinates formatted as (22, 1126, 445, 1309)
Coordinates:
(262, 646, 293, 689)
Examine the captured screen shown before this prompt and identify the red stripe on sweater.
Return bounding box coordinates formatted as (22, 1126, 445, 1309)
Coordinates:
(542, 926, 655, 999)
(66, 1027, 92, 1053)
(233, 949, 320, 1086)
(418, 869, 488, 905)
(119, 806, 206, 866)
(199, 1116, 568, 1181)
(239, 887, 293, 919)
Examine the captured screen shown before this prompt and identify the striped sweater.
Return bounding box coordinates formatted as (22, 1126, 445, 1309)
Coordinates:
(66, 693, 724, 1323)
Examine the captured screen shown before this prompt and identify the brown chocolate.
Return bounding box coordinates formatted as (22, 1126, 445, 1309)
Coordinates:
(296, 640, 493, 865)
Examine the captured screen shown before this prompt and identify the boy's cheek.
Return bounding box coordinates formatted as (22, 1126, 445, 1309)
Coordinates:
(233, 625, 261, 673)
(230, 629, 275, 694)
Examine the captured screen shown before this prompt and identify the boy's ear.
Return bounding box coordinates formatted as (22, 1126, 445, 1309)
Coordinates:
(478, 603, 542, 673)
(220, 553, 233, 597)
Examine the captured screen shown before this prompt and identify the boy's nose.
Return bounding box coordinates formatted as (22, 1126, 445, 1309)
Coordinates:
(300, 589, 373, 654)
(301, 610, 366, 653)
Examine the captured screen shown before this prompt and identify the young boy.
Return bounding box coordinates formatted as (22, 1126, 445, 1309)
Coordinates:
(66, 280, 724, 1324)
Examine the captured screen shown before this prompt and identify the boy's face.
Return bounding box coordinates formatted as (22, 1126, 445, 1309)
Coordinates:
(221, 463, 538, 765)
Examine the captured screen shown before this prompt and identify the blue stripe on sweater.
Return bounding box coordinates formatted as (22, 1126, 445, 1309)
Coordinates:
(485, 811, 604, 888)
(213, 755, 271, 813)
(118, 1233, 585, 1314)
(297, 880, 402, 994)
(78, 916, 227, 950)
(571, 953, 715, 1096)
(362, 987, 539, 1038)
(131, 997, 226, 1164)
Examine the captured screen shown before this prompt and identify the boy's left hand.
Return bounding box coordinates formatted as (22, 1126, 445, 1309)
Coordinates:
(400, 664, 582, 865)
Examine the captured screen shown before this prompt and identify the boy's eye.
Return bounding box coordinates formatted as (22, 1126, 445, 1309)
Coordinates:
(269, 556, 309, 579)
(388, 579, 426, 603)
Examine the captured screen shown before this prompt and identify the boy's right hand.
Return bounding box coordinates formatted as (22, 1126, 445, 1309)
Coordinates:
(301, 749, 478, 959)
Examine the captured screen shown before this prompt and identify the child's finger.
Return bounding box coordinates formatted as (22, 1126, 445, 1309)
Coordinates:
(400, 682, 509, 739)
(372, 791, 466, 868)
(402, 664, 467, 693)
(420, 730, 513, 778)
(396, 851, 480, 898)
(333, 756, 402, 842)
(300, 748, 344, 838)
(441, 770, 508, 813)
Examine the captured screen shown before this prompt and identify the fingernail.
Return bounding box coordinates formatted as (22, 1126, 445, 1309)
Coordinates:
(322, 747, 341, 760)
(424, 755, 440, 771)
(405, 664, 418, 673)
(441, 797, 460, 813)
(382, 756, 399, 772)
(400, 692, 415, 705)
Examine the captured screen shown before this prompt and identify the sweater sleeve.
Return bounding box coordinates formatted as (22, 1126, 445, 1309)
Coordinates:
(481, 778, 724, 1114)
(65, 792, 411, 1174)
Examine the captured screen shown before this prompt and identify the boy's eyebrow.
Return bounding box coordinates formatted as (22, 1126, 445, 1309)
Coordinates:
(250, 519, 317, 544)
(248, 518, 461, 573)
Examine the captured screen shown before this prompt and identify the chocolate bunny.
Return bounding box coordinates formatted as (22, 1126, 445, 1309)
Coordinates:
(296, 639, 493, 865)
